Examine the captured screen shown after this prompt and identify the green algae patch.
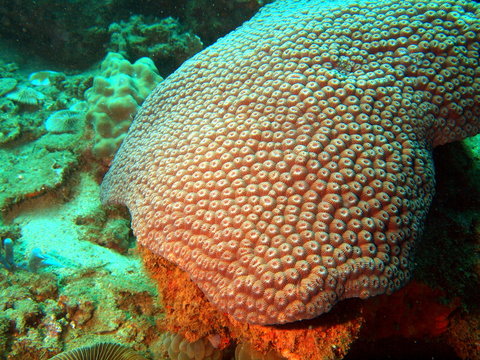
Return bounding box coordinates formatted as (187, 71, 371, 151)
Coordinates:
(0, 139, 77, 211)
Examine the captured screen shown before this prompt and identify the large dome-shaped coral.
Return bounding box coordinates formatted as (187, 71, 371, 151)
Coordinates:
(101, 0, 480, 325)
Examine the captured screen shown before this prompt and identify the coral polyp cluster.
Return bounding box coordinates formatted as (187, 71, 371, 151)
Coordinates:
(101, 0, 480, 326)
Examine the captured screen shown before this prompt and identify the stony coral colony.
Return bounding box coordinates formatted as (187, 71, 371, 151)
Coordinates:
(98, 0, 480, 359)
(102, 0, 480, 329)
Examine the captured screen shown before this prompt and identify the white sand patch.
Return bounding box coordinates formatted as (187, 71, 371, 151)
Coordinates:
(9, 172, 140, 278)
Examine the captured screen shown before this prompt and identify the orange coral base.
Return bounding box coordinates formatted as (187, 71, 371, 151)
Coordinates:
(141, 246, 461, 359)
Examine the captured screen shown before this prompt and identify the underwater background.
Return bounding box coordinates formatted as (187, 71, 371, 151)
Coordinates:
(0, 0, 479, 359)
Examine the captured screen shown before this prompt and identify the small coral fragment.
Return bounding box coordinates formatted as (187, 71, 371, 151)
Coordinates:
(6, 86, 45, 106)
(48, 342, 146, 360)
(28, 70, 61, 86)
(45, 110, 85, 134)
